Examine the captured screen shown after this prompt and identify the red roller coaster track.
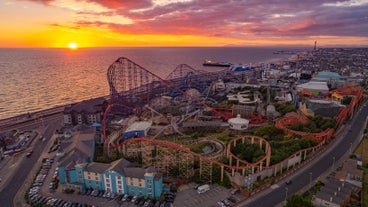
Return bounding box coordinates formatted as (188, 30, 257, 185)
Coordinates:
(111, 136, 270, 171)
(104, 57, 233, 141)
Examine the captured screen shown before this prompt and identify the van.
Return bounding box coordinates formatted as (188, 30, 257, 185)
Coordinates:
(197, 184, 210, 194)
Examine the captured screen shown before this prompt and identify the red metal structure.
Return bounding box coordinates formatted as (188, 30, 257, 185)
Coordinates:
(104, 57, 236, 140)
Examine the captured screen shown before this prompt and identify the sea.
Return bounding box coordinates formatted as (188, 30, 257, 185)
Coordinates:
(0, 47, 306, 120)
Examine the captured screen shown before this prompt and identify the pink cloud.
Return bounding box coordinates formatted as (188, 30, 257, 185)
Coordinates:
(20, 0, 368, 38)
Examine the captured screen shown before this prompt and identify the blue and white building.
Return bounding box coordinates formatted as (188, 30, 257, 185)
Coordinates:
(57, 125, 163, 198)
(58, 158, 163, 198)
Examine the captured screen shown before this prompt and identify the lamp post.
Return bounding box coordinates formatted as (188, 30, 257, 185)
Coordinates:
(350, 142, 353, 153)
(285, 187, 288, 203)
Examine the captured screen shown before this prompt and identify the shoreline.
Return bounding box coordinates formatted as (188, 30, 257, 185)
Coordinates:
(0, 50, 304, 123)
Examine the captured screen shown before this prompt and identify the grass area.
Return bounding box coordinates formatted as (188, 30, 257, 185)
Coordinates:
(189, 143, 207, 153)
(354, 136, 368, 207)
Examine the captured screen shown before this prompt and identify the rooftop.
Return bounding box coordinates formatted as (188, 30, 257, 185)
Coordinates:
(297, 81, 329, 92)
(58, 127, 95, 169)
(125, 121, 152, 132)
(64, 97, 106, 114)
(315, 179, 352, 205)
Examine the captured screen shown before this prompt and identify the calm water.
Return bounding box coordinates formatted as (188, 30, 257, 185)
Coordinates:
(0, 47, 303, 119)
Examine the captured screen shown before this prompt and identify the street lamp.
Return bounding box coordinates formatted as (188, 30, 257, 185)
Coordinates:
(350, 142, 353, 153)
(285, 187, 288, 202)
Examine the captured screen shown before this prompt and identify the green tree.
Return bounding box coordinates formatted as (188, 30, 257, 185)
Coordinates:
(231, 143, 265, 163)
(284, 194, 314, 207)
(254, 125, 284, 140)
(341, 96, 352, 105)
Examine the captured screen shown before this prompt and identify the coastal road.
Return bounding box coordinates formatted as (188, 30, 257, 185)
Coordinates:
(238, 101, 368, 207)
(0, 116, 62, 206)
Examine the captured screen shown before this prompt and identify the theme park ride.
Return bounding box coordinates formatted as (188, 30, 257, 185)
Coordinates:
(101, 57, 362, 190)
(103, 57, 251, 141)
(102, 57, 266, 182)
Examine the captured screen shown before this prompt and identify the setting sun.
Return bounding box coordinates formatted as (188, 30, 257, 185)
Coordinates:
(68, 42, 78, 50)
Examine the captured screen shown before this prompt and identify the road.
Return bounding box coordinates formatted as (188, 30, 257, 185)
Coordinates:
(238, 101, 368, 207)
(0, 115, 62, 207)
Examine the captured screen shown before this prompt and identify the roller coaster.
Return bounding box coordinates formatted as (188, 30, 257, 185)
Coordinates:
(110, 136, 272, 184)
(103, 57, 352, 188)
(103, 57, 268, 183)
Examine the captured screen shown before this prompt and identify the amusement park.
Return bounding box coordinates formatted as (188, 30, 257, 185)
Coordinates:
(100, 56, 364, 198)
(3, 48, 365, 207)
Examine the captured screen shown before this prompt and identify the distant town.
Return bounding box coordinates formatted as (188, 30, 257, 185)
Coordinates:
(1, 47, 368, 207)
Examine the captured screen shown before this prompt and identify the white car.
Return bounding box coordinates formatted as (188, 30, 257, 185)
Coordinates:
(131, 195, 138, 203)
(121, 194, 129, 202)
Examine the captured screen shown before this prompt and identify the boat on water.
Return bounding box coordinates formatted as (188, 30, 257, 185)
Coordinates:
(229, 65, 252, 72)
(273, 50, 296, 54)
(203, 60, 232, 67)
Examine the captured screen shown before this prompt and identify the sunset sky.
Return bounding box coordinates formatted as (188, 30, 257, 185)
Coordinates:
(1, 0, 367, 48)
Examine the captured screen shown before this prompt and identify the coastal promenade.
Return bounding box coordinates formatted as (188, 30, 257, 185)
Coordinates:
(0, 106, 65, 131)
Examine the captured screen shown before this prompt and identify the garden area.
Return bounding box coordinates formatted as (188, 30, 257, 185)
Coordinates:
(286, 115, 337, 133)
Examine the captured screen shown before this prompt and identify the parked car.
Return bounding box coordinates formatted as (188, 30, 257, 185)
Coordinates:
(144, 199, 151, 207)
(131, 195, 138, 203)
(121, 194, 129, 202)
(138, 199, 145, 206)
(26, 150, 33, 157)
(136, 197, 143, 204)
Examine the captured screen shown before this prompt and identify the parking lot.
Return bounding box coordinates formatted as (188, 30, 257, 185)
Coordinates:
(174, 183, 242, 207)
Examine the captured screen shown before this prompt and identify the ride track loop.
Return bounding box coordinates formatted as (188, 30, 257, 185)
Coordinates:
(105, 57, 232, 130)
(109, 136, 272, 181)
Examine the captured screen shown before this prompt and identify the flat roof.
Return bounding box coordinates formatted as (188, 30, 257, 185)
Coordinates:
(124, 121, 152, 132)
(297, 81, 329, 91)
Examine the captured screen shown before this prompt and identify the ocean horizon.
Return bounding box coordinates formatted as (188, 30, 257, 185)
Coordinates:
(0, 47, 307, 120)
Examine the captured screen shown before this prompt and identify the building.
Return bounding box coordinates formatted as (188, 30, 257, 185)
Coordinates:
(57, 125, 163, 198)
(63, 97, 107, 126)
(57, 127, 96, 186)
(297, 81, 330, 95)
(312, 179, 355, 207)
(228, 114, 249, 130)
(58, 158, 163, 198)
(122, 120, 152, 141)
